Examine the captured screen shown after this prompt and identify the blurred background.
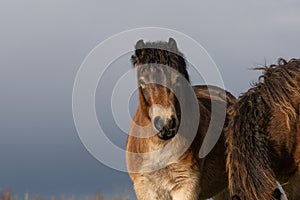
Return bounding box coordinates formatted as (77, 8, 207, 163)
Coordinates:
(0, 0, 299, 199)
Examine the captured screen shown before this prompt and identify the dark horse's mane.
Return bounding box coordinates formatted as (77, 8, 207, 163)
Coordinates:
(131, 40, 190, 82)
(226, 58, 300, 200)
(253, 58, 300, 122)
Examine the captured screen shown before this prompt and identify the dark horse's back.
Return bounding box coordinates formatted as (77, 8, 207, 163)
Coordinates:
(193, 85, 236, 107)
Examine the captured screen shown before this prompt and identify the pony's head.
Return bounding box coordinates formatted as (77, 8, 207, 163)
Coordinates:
(131, 38, 189, 140)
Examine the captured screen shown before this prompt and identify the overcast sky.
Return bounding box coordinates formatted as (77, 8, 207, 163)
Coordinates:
(0, 0, 300, 198)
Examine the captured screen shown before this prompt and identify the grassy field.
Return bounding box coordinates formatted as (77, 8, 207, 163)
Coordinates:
(0, 189, 131, 200)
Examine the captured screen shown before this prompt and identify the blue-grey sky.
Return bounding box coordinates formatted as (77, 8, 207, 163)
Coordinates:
(0, 0, 300, 198)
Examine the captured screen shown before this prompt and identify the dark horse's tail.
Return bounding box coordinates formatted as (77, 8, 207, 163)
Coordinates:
(226, 92, 279, 200)
(226, 58, 300, 200)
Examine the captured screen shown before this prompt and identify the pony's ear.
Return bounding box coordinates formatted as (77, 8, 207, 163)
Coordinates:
(135, 39, 145, 49)
(131, 55, 137, 66)
(168, 37, 178, 52)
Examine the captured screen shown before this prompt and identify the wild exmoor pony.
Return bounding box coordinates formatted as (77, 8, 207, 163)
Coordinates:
(126, 38, 236, 200)
(226, 59, 300, 200)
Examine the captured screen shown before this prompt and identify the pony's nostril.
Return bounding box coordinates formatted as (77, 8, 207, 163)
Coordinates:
(153, 116, 164, 132)
(168, 117, 177, 130)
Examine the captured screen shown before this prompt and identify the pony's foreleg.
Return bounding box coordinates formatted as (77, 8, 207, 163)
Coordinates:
(134, 185, 172, 200)
(133, 178, 172, 200)
(170, 182, 201, 200)
(212, 189, 230, 200)
(171, 189, 199, 200)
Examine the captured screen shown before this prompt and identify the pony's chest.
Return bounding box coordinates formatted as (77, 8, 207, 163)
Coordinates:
(143, 165, 199, 191)
(134, 166, 200, 200)
(152, 169, 177, 187)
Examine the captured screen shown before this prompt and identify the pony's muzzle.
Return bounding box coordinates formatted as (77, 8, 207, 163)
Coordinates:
(149, 104, 179, 140)
(153, 115, 178, 140)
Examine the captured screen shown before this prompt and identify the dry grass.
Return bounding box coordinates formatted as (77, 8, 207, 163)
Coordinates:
(0, 188, 131, 200)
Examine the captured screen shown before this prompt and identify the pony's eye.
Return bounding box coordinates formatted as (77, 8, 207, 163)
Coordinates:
(139, 78, 146, 88)
(175, 77, 181, 87)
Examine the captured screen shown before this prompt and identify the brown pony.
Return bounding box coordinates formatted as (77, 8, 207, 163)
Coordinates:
(126, 38, 236, 200)
(226, 58, 300, 200)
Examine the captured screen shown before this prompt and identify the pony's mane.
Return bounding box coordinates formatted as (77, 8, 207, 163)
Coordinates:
(226, 58, 300, 200)
(131, 39, 190, 82)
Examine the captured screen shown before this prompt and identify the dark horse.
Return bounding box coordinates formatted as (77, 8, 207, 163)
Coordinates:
(226, 58, 300, 200)
(126, 38, 236, 200)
